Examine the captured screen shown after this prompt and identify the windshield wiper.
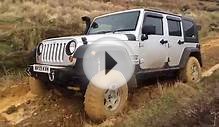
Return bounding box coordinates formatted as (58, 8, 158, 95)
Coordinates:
(93, 28, 133, 34)
(112, 28, 132, 33)
(95, 30, 113, 34)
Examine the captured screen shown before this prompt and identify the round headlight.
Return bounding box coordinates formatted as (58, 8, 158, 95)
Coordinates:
(66, 40, 76, 55)
(37, 43, 43, 55)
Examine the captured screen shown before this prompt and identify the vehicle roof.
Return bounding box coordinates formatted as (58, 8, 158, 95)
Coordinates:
(145, 8, 182, 17)
(95, 8, 193, 21)
(144, 8, 194, 21)
(95, 8, 144, 19)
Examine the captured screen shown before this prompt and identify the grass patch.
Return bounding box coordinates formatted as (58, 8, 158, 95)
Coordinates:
(115, 71, 219, 127)
(0, 70, 26, 88)
(0, 16, 23, 24)
(0, 43, 12, 55)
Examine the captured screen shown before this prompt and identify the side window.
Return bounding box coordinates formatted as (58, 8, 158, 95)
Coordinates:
(182, 19, 198, 42)
(143, 16, 163, 35)
(167, 19, 182, 36)
(182, 19, 198, 43)
(183, 20, 195, 38)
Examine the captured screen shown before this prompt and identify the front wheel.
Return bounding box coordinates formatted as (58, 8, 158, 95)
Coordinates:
(179, 57, 202, 83)
(84, 70, 128, 122)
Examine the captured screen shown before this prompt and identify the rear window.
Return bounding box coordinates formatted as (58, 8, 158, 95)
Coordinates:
(168, 19, 182, 36)
(182, 19, 198, 42)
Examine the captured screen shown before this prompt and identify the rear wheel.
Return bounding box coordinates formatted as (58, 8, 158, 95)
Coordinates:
(29, 77, 47, 96)
(84, 70, 128, 121)
(179, 57, 201, 83)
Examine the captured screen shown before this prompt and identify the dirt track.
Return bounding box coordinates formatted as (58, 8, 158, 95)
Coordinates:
(0, 38, 219, 127)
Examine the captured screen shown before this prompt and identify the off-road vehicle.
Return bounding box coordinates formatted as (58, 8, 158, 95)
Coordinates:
(27, 9, 202, 121)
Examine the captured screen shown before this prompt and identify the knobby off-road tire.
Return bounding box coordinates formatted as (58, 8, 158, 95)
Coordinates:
(84, 70, 128, 122)
(180, 57, 202, 83)
(29, 77, 47, 96)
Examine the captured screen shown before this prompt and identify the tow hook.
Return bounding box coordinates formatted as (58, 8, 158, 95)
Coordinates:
(26, 67, 31, 76)
(48, 70, 55, 82)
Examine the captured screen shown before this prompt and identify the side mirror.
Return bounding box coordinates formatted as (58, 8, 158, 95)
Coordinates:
(142, 25, 156, 35)
(141, 25, 156, 41)
(82, 16, 91, 34)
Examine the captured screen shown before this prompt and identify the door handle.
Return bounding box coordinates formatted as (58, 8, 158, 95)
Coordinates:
(178, 40, 184, 45)
(160, 39, 168, 45)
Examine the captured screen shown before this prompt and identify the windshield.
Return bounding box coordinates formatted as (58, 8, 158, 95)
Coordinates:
(88, 11, 140, 34)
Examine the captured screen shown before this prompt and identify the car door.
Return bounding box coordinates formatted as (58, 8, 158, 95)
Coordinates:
(139, 13, 168, 69)
(166, 16, 185, 66)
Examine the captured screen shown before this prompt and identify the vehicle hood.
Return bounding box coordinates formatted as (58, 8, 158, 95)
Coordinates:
(43, 33, 133, 46)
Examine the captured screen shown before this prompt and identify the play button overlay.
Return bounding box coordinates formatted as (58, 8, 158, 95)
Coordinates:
(82, 37, 135, 89)
(105, 51, 117, 75)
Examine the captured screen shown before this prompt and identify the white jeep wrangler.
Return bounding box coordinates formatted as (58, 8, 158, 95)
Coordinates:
(27, 9, 202, 121)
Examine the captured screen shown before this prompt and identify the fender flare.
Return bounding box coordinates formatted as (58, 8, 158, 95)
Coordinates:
(179, 47, 202, 69)
(73, 45, 89, 58)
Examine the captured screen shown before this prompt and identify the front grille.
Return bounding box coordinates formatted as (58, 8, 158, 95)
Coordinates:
(41, 42, 66, 63)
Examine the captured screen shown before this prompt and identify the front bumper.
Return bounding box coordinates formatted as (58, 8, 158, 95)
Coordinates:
(26, 62, 87, 87)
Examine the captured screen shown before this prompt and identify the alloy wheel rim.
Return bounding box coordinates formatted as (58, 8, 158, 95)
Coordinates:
(104, 89, 121, 111)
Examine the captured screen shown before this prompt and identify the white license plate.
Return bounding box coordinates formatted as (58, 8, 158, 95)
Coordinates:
(33, 65, 50, 73)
